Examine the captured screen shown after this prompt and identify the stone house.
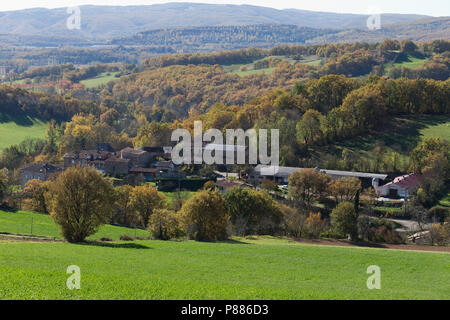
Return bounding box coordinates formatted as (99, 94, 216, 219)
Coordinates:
(20, 163, 63, 186)
(104, 157, 130, 176)
(120, 147, 152, 167)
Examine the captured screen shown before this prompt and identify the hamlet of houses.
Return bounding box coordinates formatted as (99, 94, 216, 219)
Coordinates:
(20, 144, 421, 200)
(20, 143, 181, 186)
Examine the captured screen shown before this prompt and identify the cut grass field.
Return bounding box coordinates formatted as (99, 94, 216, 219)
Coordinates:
(0, 210, 449, 299)
(0, 236, 448, 299)
(80, 72, 120, 89)
(385, 52, 429, 74)
(221, 55, 318, 77)
(0, 210, 148, 240)
(0, 115, 47, 150)
(392, 53, 428, 70)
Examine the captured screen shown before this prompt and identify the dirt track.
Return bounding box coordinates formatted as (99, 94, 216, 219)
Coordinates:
(0, 234, 61, 243)
(1, 234, 448, 253)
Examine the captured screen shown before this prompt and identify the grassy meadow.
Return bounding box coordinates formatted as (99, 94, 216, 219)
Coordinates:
(391, 53, 428, 70)
(0, 210, 148, 240)
(0, 115, 47, 150)
(221, 55, 322, 77)
(0, 209, 449, 300)
(80, 72, 120, 89)
(318, 114, 450, 166)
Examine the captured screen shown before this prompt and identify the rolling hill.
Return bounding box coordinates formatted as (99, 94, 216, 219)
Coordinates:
(0, 3, 431, 40)
(307, 17, 450, 44)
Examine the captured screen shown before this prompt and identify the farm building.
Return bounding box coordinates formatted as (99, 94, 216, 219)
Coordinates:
(248, 165, 387, 188)
(376, 173, 421, 198)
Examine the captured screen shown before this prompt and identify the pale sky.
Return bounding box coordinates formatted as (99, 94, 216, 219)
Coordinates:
(0, 0, 449, 16)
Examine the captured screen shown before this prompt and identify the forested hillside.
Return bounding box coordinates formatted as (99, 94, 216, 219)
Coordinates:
(1, 39, 449, 173)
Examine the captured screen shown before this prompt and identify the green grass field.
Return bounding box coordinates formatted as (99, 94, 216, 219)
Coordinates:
(384, 52, 429, 75)
(0, 115, 47, 150)
(0, 209, 449, 299)
(222, 56, 301, 77)
(319, 114, 450, 165)
(0, 236, 448, 299)
(80, 72, 120, 89)
(420, 120, 450, 141)
(0, 210, 148, 240)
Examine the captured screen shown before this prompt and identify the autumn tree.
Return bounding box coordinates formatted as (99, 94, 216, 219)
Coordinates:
(330, 201, 358, 240)
(288, 169, 330, 207)
(400, 39, 418, 53)
(46, 166, 115, 242)
(113, 185, 138, 227)
(224, 187, 283, 236)
(296, 109, 323, 145)
(307, 75, 357, 113)
(134, 121, 173, 148)
(283, 207, 308, 238)
(148, 209, 185, 240)
(181, 189, 229, 241)
(23, 179, 50, 213)
(0, 169, 9, 204)
(305, 212, 326, 238)
(410, 138, 449, 174)
(328, 177, 362, 204)
(129, 184, 166, 228)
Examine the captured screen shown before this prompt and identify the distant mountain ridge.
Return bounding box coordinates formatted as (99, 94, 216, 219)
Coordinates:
(109, 18, 450, 52)
(0, 3, 432, 39)
(110, 25, 341, 51)
(307, 17, 450, 44)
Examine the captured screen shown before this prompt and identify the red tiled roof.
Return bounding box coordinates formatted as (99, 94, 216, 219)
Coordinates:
(384, 173, 421, 189)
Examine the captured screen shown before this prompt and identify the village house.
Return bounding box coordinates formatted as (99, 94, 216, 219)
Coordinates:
(376, 173, 421, 198)
(129, 167, 157, 182)
(154, 160, 184, 178)
(142, 147, 167, 161)
(63, 150, 114, 173)
(104, 157, 130, 176)
(20, 163, 63, 186)
(120, 147, 153, 167)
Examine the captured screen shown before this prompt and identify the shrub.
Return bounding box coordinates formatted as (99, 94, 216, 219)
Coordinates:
(22, 179, 50, 213)
(224, 187, 283, 236)
(120, 234, 135, 241)
(374, 226, 404, 244)
(148, 209, 185, 240)
(261, 180, 278, 192)
(282, 205, 307, 238)
(100, 237, 113, 242)
(181, 189, 229, 241)
(202, 180, 216, 191)
(305, 212, 326, 239)
(46, 166, 115, 243)
(330, 201, 358, 240)
(129, 184, 166, 228)
(428, 224, 449, 246)
(428, 206, 450, 223)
